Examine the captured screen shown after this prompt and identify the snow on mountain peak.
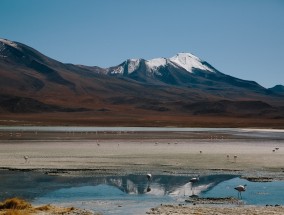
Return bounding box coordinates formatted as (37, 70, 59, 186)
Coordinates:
(110, 66, 124, 75)
(145, 53, 214, 73)
(127, 58, 141, 74)
(0, 38, 19, 58)
(109, 52, 214, 75)
(109, 58, 141, 75)
(146, 57, 167, 71)
(169, 52, 213, 72)
(0, 38, 18, 49)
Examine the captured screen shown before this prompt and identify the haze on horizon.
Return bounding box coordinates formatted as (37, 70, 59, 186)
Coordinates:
(0, 0, 283, 88)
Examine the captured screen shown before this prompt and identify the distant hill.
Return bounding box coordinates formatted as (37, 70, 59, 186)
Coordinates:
(269, 85, 284, 95)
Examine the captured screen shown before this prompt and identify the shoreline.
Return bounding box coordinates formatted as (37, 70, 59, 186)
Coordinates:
(1, 167, 284, 181)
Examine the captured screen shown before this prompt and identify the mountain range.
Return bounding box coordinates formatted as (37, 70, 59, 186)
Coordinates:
(0, 38, 284, 127)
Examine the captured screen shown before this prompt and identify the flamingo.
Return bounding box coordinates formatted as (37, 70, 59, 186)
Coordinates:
(234, 184, 247, 199)
(146, 173, 152, 193)
(146, 173, 152, 181)
(24, 155, 29, 163)
(190, 175, 199, 183)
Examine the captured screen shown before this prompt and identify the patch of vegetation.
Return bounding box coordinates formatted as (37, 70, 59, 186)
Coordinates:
(0, 197, 93, 215)
(0, 198, 31, 210)
(0, 198, 31, 215)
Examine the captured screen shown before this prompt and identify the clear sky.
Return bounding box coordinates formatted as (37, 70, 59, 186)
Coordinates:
(1, 0, 283, 88)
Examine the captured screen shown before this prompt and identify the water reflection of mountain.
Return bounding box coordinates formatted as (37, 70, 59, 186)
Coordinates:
(106, 174, 238, 196)
(0, 170, 237, 201)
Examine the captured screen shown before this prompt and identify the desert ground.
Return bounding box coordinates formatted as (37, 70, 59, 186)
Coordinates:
(146, 204, 284, 215)
(0, 128, 284, 214)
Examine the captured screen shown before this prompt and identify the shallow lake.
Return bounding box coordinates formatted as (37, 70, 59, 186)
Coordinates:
(0, 126, 235, 132)
(0, 170, 283, 215)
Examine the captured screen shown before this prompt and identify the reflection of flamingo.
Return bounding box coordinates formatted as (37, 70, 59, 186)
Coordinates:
(234, 184, 246, 199)
(189, 175, 199, 195)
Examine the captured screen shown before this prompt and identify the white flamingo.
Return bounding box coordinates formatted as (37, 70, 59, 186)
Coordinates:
(24, 155, 29, 163)
(146, 173, 152, 192)
(234, 184, 247, 199)
(146, 173, 152, 181)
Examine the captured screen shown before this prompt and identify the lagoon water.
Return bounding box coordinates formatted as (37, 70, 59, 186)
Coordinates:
(0, 170, 284, 215)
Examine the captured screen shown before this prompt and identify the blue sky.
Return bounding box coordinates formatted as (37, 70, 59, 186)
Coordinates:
(1, 0, 283, 87)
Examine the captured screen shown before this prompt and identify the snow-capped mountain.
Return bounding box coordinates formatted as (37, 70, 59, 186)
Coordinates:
(107, 52, 217, 86)
(107, 52, 266, 92)
(108, 52, 214, 76)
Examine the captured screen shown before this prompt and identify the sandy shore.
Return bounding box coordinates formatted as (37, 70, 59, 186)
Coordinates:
(146, 205, 284, 215)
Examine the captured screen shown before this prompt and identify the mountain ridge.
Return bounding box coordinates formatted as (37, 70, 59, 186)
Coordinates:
(1, 38, 284, 127)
